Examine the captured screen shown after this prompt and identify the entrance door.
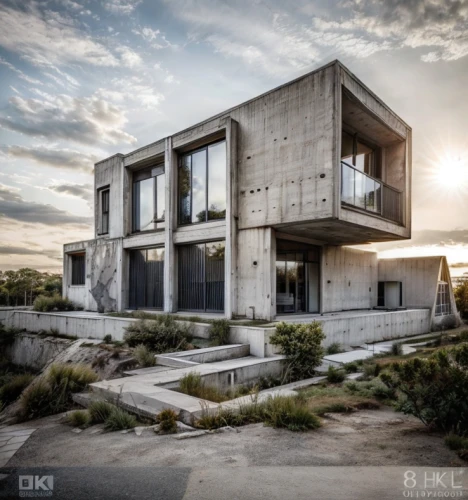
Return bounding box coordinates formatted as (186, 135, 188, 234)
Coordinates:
(276, 241, 320, 314)
(129, 247, 164, 309)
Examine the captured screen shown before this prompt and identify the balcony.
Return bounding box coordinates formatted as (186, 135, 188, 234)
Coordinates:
(341, 161, 403, 224)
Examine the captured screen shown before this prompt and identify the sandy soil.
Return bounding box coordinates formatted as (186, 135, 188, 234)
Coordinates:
(7, 407, 463, 468)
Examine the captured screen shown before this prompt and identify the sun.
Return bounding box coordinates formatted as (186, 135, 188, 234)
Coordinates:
(431, 151, 468, 191)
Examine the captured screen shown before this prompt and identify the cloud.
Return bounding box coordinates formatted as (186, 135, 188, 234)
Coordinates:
(0, 57, 43, 85)
(104, 0, 142, 15)
(0, 183, 92, 227)
(116, 46, 142, 68)
(0, 245, 61, 261)
(0, 93, 137, 146)
(45, 182, 93, 204)
(7, 146, 97, 173)
(0, 2, 120, 68)
(132, 26, 177, 49)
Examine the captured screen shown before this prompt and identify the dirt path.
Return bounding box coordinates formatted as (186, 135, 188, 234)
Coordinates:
(6, 407, 463, 468)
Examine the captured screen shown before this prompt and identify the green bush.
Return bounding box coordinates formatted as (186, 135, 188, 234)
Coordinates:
(0, 373, 34, 407)
(158, 408, 178, 433)
(88, 400, 115, 423)
(391, 342, 403, 356)
(445, 432, 468, 451)
(381, 344, 468, 435)
(460, 330, 468, 343)
(19, 363, 98, 420)
(455, 280, 468, 319)
(33, 294, 76, 312)
(208, 319, 230, 346)
(270, 321, 325, 381)
(124, 316, 192, 353)
(326, 343, 343, 355)
(104, 407, 137, 431)
(103, 334, 112, 344)
(66, 410, 91, 428)
(343, 362, 359, 373)
(133, 344, 156, 367)
(326, 366, 346, 383)
(362, 363, 381, 380)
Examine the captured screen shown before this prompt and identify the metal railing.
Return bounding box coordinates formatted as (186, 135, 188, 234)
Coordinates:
(341, 161, 403, 224)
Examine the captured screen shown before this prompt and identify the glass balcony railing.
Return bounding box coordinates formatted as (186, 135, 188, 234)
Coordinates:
(341, 161, 403, 224)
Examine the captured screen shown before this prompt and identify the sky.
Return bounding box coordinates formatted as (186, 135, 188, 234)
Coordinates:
(0, 0, 468, 275)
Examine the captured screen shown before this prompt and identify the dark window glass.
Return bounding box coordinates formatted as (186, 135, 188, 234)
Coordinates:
(100, 189, 110, 235)
(178, 141, 226, 225)
(377, 282, 385, 307)
(129, 247, 164, 309)
(71, 253, 85, 286)
(132, 165, 165, 232)
(178, 241, 225, 312)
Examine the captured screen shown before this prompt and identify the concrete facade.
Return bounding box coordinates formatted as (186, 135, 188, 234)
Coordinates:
(62, 60, 456, 328)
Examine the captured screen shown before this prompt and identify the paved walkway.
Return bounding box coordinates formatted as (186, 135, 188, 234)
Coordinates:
(0, 425, 36, 467)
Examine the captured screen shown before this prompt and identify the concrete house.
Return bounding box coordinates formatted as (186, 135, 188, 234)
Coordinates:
(63, 60, 458, 333)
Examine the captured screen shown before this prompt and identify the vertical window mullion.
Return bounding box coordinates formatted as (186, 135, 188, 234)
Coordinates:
(205, 146, 209, 222)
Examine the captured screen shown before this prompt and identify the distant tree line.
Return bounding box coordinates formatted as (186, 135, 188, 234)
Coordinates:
(0, 268, 62, 307)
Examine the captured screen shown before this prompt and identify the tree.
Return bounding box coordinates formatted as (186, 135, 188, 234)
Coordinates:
(455, 279, 468, 319)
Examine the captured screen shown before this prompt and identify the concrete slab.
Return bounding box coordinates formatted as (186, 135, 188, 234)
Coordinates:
(323, 350, 374, 364)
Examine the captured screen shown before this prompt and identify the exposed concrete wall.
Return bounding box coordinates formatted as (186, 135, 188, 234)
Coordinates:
(63, 239, 123, 312)
(321, 246, 378, 313)
(236, 227, 276, 321)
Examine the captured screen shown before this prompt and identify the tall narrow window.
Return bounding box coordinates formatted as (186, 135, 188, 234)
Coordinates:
(435, 282, 451, 316)
(178, 141, 226, 225)
(71, 253, 85, 285)
(133, 165, 165, 232)
(100, 188, 109, 235)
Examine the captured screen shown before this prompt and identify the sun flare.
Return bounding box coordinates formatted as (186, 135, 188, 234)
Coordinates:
(432, 152, 468, 190)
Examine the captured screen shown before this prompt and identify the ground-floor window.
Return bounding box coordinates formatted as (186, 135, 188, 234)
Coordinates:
(435, 282, 451, 316)
(129, 247, 164, 309)
(276, 240, 320, 314)
(71, 253, 86, 285)
(377, 281, 402, 308)
(178, 241, 225, 312)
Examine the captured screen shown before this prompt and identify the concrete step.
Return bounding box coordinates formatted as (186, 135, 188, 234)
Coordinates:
(158, 344, 251, 365)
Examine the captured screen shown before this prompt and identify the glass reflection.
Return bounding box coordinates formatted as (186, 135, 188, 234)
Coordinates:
(192, 150, 207, 223)
(208, 142, 226, 220)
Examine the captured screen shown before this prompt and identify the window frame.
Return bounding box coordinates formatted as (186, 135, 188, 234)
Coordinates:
(70, 252, 86, 286)
(435, 282, 452, 316)
(132, 164, 165, 233)
(178, 139, 227, 226)
(98, 187, 110, 236)
(341, 129, 380, 178)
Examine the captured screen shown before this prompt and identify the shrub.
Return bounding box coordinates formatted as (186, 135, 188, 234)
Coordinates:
(362, 363, 381, 380)
(124, 316, 192, 353)
(33, 294, 76, 312)
(103, 334, 112, 344)
(178, 372, 228, 403)
(326, 343, 343, 355)
(67, 410, 91, 428)
(445, 432, 468, 451)
(0, 373, 34, 407)
(19, 363, 98, 420)
(0, 322, 21, 347)
(270, 321, 325, 381)
(104, 407, 137, 431)
(343, 362, 359, 373)
(455, 280, 468, 319)
(460, 330, 468, 343)
(88, 400, 115, 423)
(380, 344, 468, 435)
(391, 342, 403, 356)
(262, 395, 321, 431)
(208, 319, 230, 346)
(326, 365, 346, 383)
(158, 408, 178, 433)
(133, 344, 156, 367)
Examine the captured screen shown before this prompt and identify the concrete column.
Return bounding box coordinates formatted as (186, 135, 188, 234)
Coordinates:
(225, 119, 238, 319)
(164, 136, 177, 312)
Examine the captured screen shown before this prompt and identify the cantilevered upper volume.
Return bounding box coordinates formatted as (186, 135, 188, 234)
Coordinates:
(62, 60, 446, 328)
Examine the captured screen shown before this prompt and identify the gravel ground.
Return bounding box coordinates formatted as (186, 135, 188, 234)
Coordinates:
(5, 407, 463, 468)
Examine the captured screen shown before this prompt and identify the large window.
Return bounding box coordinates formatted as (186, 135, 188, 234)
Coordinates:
(341, 130, 377, 177)
(178, 141, 226, 225)
(133, 165, 165, 232)
(435, 282, 451, 316)
(178, 241, 225, 312)
(99, 188, 109, 235)
(71, 253, 85, 286)
(129, 247, 164, 309)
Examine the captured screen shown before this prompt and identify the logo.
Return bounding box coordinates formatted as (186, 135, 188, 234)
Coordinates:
(402, 470, 465, 497)
(19, 476, 54, 497)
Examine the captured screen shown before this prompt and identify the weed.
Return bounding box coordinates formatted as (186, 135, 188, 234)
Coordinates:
(88, 400, 115, 423)
(103, 334, 112, 343)
(178, 373, 228, 403)
(91, 356, 107, 369)
(66, 410, 91, 428)
(133, 344, 156, 367)
(208, 319, 230, 346)
(104, 407, 137, 431)
(391, 342, 403, 356)
(326, 366, 346, 383)
(460, 330, 468, 343)
(326, 343, 343, 355)
(0, 373, 34, 407)
(158, 408, 178, 433)
(343, 362, 359, 373)
(33, 294, 76, 312)
(445, 432, 468, 451)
